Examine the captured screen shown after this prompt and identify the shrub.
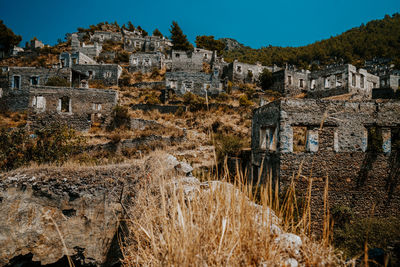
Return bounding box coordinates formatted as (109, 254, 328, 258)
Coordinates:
(0, 125, 84, 171)
(144, 92, 161, 105)
(89, 79, 106, 89)
(215, 92, 229, 102)
(114, 51, 129, 63)
(239, 94, 253, 107)
(45, 76, 70, 87)
(110, 105, 130, 129)
(258, 68, 274, 90)
(183, 92, 206, 111)
(119, 72, 131, 86)
(150, 68, 160, 79)
(215, 133, 244, 162)
(226, 81, 233, 94)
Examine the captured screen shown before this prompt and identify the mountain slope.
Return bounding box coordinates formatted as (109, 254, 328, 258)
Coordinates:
(223, 13, 400, 69)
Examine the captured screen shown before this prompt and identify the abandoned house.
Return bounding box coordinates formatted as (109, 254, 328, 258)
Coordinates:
(169, 48, 215, 72)
(251, 98, 400, 225)
(71, 64, 122, 87)
(372, 72, 400, 99)
(28, 85, 118, 131)
(165, 71, 222, 96)
(129, 52, 165, 73)
(269, 67, 310, 97)
(223, 60, 280, 83)
(307, 64, 379, 99)
(25, 39, 45, 50)
(90, 31, 123, 43)
(0, 66, 71, 111)
(71, 33, 102, 59)
(60, 51, 98, 68)
(123, 30, 172, 53)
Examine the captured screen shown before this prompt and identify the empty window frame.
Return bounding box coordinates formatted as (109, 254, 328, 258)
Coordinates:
(299, 79, 304, 88)
(236, 65, 242, 73)
(103, 71, 112, 78)
(324, 77, 330, 88)
(59, 96, 70, 113)
(259, 126, 277, 151)
(392, 127, 400, 152)
(336, 74, 342, 87)
(30, 76, 40, 85)
(310, 79, 316, 90)
(175, 53, 180, 58)
(12, 75, 21, 89)
(287, 75, 292, 85)
(367, 126, 383, 152)
(351, 73, 356, 86)
(88, 71, 94, 79)
(92, 103, 102, 111)
(293, 126, 319, 152)
(360, 74, 365, 88)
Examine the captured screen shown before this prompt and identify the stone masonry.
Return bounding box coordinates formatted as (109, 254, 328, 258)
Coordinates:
(129, 52, 165, 73)
(165, 71, 222, 96)
(28, 86, 118, 131)
(251, 99, 400, 227)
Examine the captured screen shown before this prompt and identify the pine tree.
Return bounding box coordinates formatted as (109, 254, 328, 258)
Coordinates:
(169, 21, 193, 51)
(127, 21, 135, 32)
(153, 28, 163, 38)
(0, 20, 22, 51)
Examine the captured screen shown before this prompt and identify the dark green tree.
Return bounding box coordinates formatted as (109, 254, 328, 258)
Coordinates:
(258, 69, 274, 90)
(137, 26, 148, 37)
(153, 28, 163, 38)
(0, 20, 22, 52)
(127, 21, 135, 32)
(195, 35, 226, 55)
(169, 21, 193, 51)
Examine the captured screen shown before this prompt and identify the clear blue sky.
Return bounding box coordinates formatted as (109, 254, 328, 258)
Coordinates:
(1, 0, 399, 48)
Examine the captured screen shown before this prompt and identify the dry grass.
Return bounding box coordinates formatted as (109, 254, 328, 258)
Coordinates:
(120, 152, 346, 266)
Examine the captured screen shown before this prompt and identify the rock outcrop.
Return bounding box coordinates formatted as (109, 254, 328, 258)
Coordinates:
(0, 165, 138, 266)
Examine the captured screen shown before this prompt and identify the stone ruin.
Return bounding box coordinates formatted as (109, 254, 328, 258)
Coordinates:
(251, 98, 400, 226)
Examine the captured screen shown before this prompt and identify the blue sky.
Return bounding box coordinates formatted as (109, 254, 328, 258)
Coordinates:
(0, 0, 399, 48)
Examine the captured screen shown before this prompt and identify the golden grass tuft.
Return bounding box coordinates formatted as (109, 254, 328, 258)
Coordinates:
(120, 153, 346, 266)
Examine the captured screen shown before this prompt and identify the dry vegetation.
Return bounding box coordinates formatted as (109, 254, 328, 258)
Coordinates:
(120, 152, 346, 266)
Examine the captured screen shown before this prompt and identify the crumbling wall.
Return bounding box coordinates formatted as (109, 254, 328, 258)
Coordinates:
(72, 64, 122, 86)
(170, 49, 214, 72)
(71, 33, 102, 59)
(28, 86, 118, 131)
(60, 52, 97, 68)
(165, 71, 222, 96)
(129, 52, 164, 73)
(252, 99, 400, 228)
(91, 31, 123, 43)
(270, 69, 308, 96)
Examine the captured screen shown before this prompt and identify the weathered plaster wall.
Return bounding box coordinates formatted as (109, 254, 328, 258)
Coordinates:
(72, 64, 122, 86)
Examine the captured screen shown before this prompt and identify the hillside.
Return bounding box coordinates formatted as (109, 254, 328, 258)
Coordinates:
(223, 13, 400, 69)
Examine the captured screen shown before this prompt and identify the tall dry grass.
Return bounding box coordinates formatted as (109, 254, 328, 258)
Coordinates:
(120, 153, 346, 266)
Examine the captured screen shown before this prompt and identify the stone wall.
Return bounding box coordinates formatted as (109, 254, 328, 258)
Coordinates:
(269, 68, 309, 97)
(124, 35, 171, 53)
(380, 74, 400, 91)
(60, 52, 97, 68)
(165, 71, 222, 96)
(91, 31, 123, 43)
(170, 49, 214, 72)
(129, 52, 164, 73)
(5, 67, 71, 91)
(308, 64, 379, 99)
(224, 60, 279, 83)
(71, 33, 102, 59)
(251, 99, 400, 227)
(28, 86, 118, 131)
(72, 64, 122, 86)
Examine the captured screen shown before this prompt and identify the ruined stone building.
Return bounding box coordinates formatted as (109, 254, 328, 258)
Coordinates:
(251, 99, 400, 224)
(71, 33, 102, 59)
(60, 52, 98, 68)
(25, 39, 45, 50)
(129, 52, 165, 73)
(28, 86, 118, 131)
(123, 29, 172, 53)
(269, 67, 310, 97)
(169, 48, 215, 72)
(223, 60, 280, 83)
(165, 71, 222, 96)
(266, 64, 379, 99)
(0, 66, 72, 111)
(91, 31, 123, 43)
(71, 64, 122, 87)
(308, 64, 379, 99)
(372, 71, 400, 99)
